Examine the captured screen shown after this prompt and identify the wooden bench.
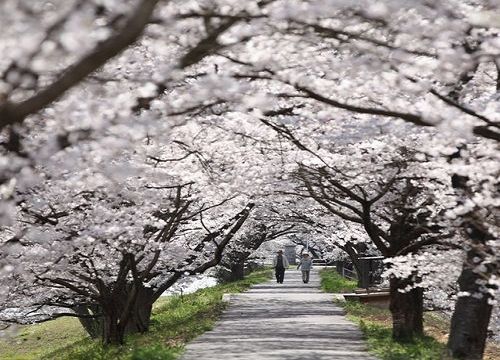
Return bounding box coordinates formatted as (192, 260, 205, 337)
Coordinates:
(343, 290, 390, 308)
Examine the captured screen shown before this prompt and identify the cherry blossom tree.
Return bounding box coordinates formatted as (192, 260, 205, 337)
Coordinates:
(168, 1, 498, 354)
(0, 139, 256, 344)
(434, 140, 499, 358)
(0, 0, 275, 344)
(265, 199, 379, 283)
(1, 1, 498, 357)
(0, 0, 275, 225)
(0, 82, 280, 345)
(217, 215, 296, 282)
(287, 136, 455, 341)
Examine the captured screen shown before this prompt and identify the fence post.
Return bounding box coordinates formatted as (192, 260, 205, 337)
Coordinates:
(336, 260, 343, 275)
(358, 256, 385, 289)
(359, 258, 370, 289)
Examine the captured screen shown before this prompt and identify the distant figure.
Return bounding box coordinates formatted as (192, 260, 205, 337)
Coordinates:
(297, 253, 313, 283)
(272, 250, 289, 283)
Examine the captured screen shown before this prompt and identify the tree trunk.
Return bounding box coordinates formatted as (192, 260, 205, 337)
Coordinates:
(447, 218, 496, 360)
(341, 242, 364, 287)
(102, 312, 125, 345)
(75, 286, 155, 342)
(229, 261, 245, 281)
(447, 259, 493, 359)
(124, 286, 155, 334)
(75, 286, 155, 344)
(74, 304, 103, 339)
(389, 277, 424, 342)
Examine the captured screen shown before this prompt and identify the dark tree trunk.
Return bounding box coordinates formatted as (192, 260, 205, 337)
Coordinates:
(124, 286, 155, 334)
(75, 286, 155, 344)
(352, 260, 363, 288)
(74, 304, 103, 339)
(102, 312, 125, 345)
(341, 242, 364, 287)
(447, 257, 493, 359)
(389, 277, 424, 342)
(229, 261, 245, 281)
(75, 286, 155, 343)
(447, 217, 496, 360)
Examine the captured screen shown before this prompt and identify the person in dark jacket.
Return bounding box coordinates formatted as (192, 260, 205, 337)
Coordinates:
(272, 250, 289, 283)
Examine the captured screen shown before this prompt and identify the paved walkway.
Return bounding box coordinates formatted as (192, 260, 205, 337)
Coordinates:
(180, 269, 378, 360)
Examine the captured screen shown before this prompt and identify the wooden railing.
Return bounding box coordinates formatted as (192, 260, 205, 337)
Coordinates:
(342, 267, 358, 280)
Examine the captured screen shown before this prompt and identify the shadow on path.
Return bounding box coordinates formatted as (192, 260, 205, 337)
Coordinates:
(180, 270, 378, 360)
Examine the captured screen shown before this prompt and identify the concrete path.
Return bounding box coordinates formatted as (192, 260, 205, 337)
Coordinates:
(180, 269, 378, 360)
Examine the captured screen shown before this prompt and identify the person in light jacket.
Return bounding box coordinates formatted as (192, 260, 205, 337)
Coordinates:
(272, 250, 289, 283)
(297, 253, 313, 283)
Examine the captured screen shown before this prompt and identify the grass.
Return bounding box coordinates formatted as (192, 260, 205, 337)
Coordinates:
(0, 317, 88, 360)
(337, 299, 500, 360)
(319, 268, 358, 293)
(0, 268, 272, 360)
(340, 300, 446, 360)
(318, 269, 500, 359)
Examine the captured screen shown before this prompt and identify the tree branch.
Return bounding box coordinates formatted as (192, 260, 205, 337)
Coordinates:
(0, 0, 163, 130)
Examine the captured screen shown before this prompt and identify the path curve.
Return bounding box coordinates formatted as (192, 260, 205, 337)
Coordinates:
(180, 269, 378, 360)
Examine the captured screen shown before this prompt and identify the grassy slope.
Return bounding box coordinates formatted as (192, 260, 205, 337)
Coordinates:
(0, 269, 272, 360)
(0, 318, 88, 360)
(341, 300, 446, 360)
(319, 268, 358, 293)
(318, 270, 500, 360)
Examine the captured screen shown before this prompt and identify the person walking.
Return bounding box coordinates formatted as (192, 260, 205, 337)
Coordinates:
(297, 253, 313, 283)
(272, 250, 289, 283)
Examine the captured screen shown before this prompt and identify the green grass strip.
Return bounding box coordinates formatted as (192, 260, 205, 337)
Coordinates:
(318, 269, 447, 360)
(0, 269, 272, 360)
(341, 300, 446, 360)
(319, 268, 357, 293)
